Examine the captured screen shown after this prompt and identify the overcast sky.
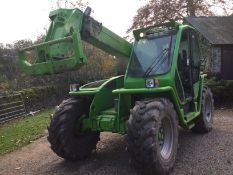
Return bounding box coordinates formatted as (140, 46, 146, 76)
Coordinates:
(0, 0, 145, 45)
(0, 0, 229, 45)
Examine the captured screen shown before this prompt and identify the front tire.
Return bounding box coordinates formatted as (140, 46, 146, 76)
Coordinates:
(47, 98, 100, 161)
(127, 98, 178, 175)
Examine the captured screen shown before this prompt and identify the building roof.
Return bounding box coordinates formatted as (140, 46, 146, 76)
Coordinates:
(185, 16, 233, 45)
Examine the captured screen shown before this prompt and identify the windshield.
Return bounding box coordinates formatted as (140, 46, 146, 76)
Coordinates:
(127, 34, 176, 77)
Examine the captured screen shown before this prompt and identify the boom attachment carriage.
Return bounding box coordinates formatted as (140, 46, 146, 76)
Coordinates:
(19, 7, 132, 75)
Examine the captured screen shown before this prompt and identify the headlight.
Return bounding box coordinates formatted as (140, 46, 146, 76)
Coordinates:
(70, 83, 79, 92)
(145, 79, 159, 88)
(145, 79, 155, 88)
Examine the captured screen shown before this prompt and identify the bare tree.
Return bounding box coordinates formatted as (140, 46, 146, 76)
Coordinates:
(128, 0, 232, 33)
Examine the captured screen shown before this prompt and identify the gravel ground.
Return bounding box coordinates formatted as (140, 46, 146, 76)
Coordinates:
(0, 107, 233, 175)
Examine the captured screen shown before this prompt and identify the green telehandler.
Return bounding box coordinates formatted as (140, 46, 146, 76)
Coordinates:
(18, 7, 214, 175)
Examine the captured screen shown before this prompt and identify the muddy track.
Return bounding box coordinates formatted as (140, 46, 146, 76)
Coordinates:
(0, 107, 233, 175)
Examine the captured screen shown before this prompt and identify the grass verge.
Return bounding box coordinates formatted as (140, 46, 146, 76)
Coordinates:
(0, 108, 54, 156)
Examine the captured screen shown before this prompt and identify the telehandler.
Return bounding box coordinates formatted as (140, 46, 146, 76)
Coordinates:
(19, 7, 214, 175)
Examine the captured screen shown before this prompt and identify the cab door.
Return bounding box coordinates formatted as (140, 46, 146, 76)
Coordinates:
(175, 29, 200, 112)
(189, 30, 201, 100)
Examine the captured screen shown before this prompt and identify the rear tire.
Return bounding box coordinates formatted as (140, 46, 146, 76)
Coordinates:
(47, 98, 99, 161)
(127, 98, 178, 175)
(192, 86, 214, 133)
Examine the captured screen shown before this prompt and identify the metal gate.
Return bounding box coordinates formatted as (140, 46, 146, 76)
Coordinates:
(0, 94, 26, 124)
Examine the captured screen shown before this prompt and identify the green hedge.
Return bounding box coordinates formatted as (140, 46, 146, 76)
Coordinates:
(206, 77, 233, 103)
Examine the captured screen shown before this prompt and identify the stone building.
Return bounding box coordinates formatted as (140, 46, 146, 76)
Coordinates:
(185, 16, 233, 80)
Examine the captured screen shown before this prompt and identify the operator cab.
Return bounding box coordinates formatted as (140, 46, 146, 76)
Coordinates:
(126, 22, 201, 114)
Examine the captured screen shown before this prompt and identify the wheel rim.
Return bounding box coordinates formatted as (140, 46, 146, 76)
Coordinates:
(205, 96, 212, 122)
(158, 116, 174, 160)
